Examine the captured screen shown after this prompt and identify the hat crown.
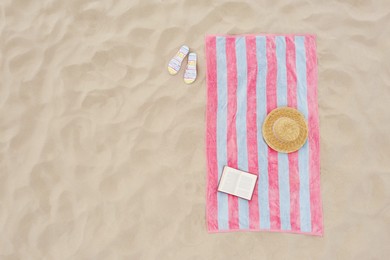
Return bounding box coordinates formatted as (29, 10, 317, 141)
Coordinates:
(273, 117, 300, 142)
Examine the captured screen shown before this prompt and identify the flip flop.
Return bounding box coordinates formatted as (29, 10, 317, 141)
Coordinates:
(184, 53, 197, 84)
(167, 45, 189, 75)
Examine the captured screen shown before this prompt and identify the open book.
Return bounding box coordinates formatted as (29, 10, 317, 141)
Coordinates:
(217, 166, 258, 200)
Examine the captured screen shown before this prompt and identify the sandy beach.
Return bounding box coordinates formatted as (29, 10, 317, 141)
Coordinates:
(1, 0, 390, 258)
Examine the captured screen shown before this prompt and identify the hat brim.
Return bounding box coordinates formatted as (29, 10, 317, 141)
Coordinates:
(262, 107, 308, 153)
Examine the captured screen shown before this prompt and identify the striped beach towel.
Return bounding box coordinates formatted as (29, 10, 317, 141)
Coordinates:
(205, 34, 323, 236)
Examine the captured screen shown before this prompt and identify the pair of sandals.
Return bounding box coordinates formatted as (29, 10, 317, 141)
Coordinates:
(167, 45, 197, 84)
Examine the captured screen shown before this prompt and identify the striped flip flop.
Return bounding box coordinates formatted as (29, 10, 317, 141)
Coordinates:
(167, 45, 189, 75)
(184, 52, 197, 84)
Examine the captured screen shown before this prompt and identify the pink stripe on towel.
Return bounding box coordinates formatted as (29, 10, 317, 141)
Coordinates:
(305, 35, 323, 235)
(245, 36, 260, 229)
(285, 35, 301, 232)
(265, 36, 281, 230)
(226, 37, 239, 230)
(205, 36, 219, 231)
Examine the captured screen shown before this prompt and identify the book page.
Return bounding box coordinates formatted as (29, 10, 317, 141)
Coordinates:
(235, 174, 257, 200)
(218, 168, 240, 195)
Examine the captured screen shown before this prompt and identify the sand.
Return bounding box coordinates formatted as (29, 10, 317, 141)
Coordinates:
(1, 0, 390, 258)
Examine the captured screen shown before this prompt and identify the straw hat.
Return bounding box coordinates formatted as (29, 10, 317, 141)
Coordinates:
(262, 107, 308, 153)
